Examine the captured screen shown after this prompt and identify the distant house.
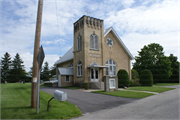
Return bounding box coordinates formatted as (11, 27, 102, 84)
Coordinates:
(54, 15, 133, 88)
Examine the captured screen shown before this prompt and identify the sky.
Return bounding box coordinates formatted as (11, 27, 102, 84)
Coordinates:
(0, 0, 179, 72)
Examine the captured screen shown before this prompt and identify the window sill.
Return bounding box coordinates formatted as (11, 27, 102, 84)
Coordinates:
(77, 76, 82, 78)
(89, 49, 99, 51)
(77, 50, 82, 52)
(65, 81, 70, 82)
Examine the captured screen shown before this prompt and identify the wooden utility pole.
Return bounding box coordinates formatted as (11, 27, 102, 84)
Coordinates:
(31, 0, 43, 108)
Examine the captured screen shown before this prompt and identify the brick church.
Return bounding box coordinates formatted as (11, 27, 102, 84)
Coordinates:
(54, 15, 133, 88)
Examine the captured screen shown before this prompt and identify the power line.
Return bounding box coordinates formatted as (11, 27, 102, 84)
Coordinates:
(55, 0, 61, 56)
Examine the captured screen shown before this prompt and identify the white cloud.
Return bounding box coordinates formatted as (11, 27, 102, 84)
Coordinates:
(1, 0, 179, 73)
(105, 0, 178, 33)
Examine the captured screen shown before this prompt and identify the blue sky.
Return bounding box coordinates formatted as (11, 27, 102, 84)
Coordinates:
(0, 0, 179, 72)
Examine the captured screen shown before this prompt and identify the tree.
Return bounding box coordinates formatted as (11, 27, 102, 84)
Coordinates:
(7, 53, 27, 82)
(139, 69, 153, 86)
(133, 43, 172, 83)
(168, 54, 179, 83)
(117, 69, 130, 88)
(41, 61, 50, 81)
(131, 69, 139, 80)
(50, 65, 56, 77)
(154, 56, 172, 83)
(28, 66, 33, 77)
(1, 52, 11, 82)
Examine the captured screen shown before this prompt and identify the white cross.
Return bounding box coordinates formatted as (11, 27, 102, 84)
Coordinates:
(85, 9, 91, 16)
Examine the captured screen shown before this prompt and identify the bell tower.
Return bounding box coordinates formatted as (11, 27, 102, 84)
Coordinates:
(73, 15, 104, 84)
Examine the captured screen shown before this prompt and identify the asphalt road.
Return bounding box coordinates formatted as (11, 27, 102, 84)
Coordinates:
(40, 87, 140, 114)
(73, 87, 180, 120)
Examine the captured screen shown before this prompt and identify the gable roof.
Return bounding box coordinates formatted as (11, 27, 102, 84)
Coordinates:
(55, 27, 133, 65)
(104, 27, 134, 60)
(54, 47, 74, 65)
(58, 68, 74, 75)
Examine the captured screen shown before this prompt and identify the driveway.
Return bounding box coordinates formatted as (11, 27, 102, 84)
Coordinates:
(40, 87, 140, 114)
(72, 88, 180, 120)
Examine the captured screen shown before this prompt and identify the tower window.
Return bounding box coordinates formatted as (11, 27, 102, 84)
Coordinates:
(90, 33, 98, 50)
(77, 61, 82, 76)
(77, 35, 82, 51)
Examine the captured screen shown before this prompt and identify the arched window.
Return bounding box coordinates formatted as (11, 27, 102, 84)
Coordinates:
(77, 35, 82, 51)
(68, 62, 73, 68)
(105, 59, 116, 76)
(77, 61, 82, 76)
(90, 33, 98, 50)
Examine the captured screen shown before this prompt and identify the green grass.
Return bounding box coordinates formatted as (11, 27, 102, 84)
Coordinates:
(92, 90, 154, 98)
(127, 86, 175, 93)
(153, 83, 179, 87)
(61, 86, 83, 89)
(1, 83, 82, 119)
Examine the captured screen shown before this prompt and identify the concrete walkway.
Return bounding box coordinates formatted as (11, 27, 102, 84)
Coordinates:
(76, 88, 159, 94)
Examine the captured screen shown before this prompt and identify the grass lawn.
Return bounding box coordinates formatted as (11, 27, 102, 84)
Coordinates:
(92, 90, 154, 98)
(153, 83, 179, 87)
(1, 83, 82, 119)
(127, 86, 175, 93)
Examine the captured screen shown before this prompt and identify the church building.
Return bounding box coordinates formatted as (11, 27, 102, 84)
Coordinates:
(54, 15, 133, 88)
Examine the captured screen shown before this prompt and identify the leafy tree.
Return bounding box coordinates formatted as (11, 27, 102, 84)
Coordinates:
(139, 69, 153, 86)
(133, 43, 172, 83)
(168, 54, 179, 83)
(117, 69, 130, 88)
(154, 56, 172, 83)
(1, 52, 11, 82)
(131, 69, 139, 80)
(7, 53, 27, 82)
(41, 61, 50, 81)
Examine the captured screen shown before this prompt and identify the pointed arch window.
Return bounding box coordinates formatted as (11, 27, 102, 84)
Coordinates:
(90, 33, 98, 50)
(77, 35, 82, 51)
(105, 59, 116, 76)
(77, 61, 82, 76)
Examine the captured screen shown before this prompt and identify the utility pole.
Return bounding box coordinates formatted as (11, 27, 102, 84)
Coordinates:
(31, 0, 43, 108)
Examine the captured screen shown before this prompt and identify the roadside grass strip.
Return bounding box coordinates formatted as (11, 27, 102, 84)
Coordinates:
(153, 83, 179, 87)
(118, 89, 159, 94)
(1, 83, 82, 119)
(127, 87, 175, 93)
(92, 90, 154, 98)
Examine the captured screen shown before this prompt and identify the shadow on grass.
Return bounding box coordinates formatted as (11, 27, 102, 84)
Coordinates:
(3, 106, 31, 109)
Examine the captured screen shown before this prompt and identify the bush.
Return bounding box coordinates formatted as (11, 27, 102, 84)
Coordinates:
(84, 82, 89, 90)
(117, 69, 130, 88)
(131, 69, 139, 80)
(129, 80, 141, 87)
(139, 69, 153, 86)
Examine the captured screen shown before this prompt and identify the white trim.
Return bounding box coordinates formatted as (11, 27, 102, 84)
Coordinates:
(104, 27, 134, 60)
(105, 59, 116, 76)
(65, 75, 70, 82)
(58, 74, 61, 87)
(77, 61, 82, 77)
(109, 79, 115, 89)
(90, 68, 99, 82)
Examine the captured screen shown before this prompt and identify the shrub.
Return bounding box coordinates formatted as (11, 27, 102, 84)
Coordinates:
(117, 69, 130, 88)
(139, 69, 153, 86)
(129, 80, 141, 87)
(131, 69, 139, 80)
(84, 82, 89, 90)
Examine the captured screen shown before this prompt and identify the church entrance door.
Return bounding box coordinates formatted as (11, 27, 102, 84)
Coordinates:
(91, 68, 99, 82)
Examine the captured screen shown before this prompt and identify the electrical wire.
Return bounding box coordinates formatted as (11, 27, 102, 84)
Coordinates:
(55, 0, 61, 57)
